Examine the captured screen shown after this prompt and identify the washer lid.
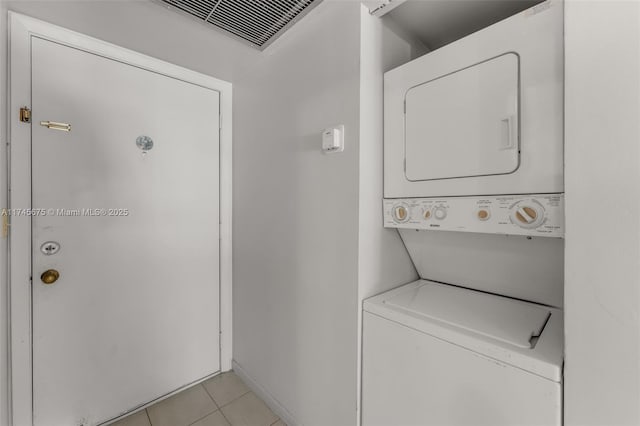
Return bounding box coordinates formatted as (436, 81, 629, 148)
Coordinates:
(383, 281, 550, 349)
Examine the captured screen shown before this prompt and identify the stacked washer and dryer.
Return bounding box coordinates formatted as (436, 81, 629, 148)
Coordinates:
(362, 2, 564, 425)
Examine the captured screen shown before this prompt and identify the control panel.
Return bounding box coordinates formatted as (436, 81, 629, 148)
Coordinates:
(383, 194, 564, 237)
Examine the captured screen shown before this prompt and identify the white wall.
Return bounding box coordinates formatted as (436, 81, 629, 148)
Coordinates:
(564, 1, 640, 424)
(357, 6, 425, 423)
(231, 2, 362, 426)
(358, 5, 424, 325)
(0, 2, 260, 425)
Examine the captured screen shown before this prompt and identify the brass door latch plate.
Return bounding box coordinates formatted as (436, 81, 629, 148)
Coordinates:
(19, 107, 31, 123)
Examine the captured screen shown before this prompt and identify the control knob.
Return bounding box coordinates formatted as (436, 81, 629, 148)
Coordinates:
(477, 209, 490, 221)
(392, 204, 410, 223)
(433, 206, 447, 220)
(511, 201, 544, 229)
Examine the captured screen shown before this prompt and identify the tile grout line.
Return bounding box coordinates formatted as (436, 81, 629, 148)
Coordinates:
(219, 389, 251, 409)
(219, 390, 279, 426)
(215, 390, 252, 426)
(181, 384, 219, 426)
(201, 383, 219, 408)
(200, 380, 236, 426)
(217, 407, 233, 426)
(215, 373, 278, 425)
(185, 407, 220, 426)
(201, 376, 252, 411)
(143, 374, 262, 426)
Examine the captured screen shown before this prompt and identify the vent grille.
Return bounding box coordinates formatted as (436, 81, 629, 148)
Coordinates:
(160, 0, 321, 49)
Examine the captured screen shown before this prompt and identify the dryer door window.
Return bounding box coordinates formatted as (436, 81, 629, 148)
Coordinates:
(404, 53, 519, 182)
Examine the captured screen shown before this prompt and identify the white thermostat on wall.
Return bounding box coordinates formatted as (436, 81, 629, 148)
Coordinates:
(322, 125, 344, 153)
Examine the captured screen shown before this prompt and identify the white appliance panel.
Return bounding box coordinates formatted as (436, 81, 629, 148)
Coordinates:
(362, 312, 562, 426)
(398, 230, 564, 307)
(384, 0, 563, 198)
(384, 281, 550, 349)
(362, 280, 563, 426)
(365, 280, 563, 381)
(405, 53, 519, 181)
(384, 194, 563, 237)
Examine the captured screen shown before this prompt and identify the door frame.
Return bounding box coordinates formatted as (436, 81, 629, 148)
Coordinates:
(7, 12, 233, 426)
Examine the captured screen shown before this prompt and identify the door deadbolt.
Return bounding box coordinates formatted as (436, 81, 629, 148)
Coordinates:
(41, 241, 60, 255)
(41, 269, 60, 285)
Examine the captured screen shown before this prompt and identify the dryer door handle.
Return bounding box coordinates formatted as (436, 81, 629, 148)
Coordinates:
(500, 115, 516, 150)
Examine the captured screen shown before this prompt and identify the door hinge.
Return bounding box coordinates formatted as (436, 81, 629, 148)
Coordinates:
(19, 107, 31, 123)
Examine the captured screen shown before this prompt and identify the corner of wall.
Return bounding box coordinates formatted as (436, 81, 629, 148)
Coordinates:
(357, 1, 418, 304)
(356, 6, 419, 425)
(232, 2, 362, 425)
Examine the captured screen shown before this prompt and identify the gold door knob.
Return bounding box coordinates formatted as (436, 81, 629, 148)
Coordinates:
(41, 269, 60, 285)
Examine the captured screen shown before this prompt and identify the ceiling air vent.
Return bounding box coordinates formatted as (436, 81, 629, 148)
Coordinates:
(158, 0, 323, 49)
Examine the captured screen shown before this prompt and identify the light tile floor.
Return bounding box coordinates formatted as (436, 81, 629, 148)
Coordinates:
(112, 371, 283, 426)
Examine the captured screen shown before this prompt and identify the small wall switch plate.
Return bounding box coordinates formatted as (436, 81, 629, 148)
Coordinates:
(322, 125, 344, 153)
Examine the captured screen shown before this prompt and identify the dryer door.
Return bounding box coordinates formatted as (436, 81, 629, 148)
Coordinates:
(404, 53, 519, 182)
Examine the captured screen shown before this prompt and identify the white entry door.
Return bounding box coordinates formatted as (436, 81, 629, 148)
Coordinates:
(31, 37, 220, 426)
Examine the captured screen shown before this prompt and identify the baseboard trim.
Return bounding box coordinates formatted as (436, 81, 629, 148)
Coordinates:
(232, 360, 299, 426)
